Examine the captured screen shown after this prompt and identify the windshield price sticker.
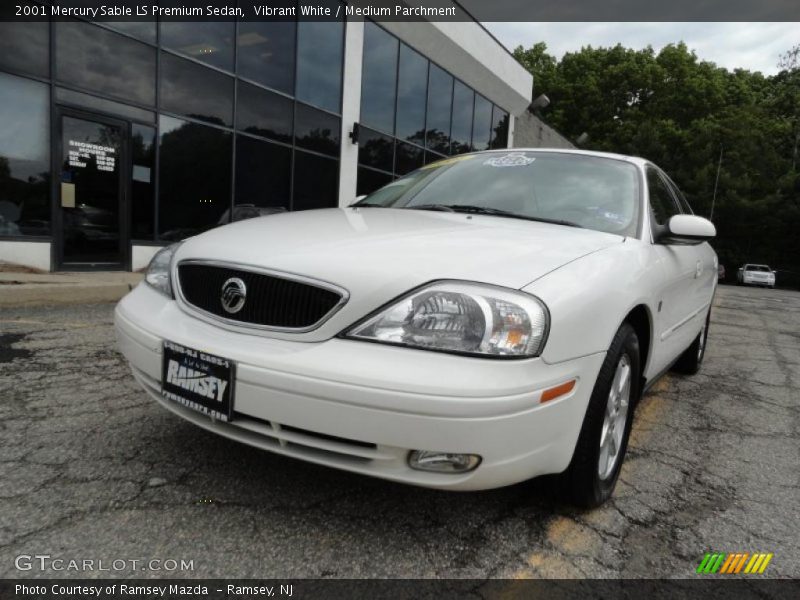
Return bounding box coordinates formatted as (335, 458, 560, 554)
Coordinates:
(484, 153, 536, 167)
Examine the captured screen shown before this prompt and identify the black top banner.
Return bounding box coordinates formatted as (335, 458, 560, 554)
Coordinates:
(3, 0, 800, 22)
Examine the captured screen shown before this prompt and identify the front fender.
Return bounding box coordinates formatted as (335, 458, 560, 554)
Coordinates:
(523, 239, 659, 365)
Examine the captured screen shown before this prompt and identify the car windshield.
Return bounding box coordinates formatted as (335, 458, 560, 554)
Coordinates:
(746, 265, 771, 271)
(355, 151, 641, 236)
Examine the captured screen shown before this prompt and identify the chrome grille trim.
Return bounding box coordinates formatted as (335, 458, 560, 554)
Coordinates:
(173, 259, 349, 333)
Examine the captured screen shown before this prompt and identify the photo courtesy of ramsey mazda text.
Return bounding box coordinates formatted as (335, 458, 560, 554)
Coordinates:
(116, 149, 717, 507)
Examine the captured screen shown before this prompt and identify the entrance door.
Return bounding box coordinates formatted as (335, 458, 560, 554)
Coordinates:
(58, 111, 128, 269)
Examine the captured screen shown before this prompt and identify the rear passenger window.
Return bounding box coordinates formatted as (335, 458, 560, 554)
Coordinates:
(646, 167, 680, 225)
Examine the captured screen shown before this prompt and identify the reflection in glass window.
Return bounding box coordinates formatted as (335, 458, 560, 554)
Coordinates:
(131, 124, 155, 240)
(358, 127, 394, 172)
(293, 151, 338, 211)
(237, 21, 296, 95)
(160, 22, 235, 72)
(56, 87, 156, 124)
(425, 64, 453, 155)
(160, 52, 234, 127)
(357, 167, 392, 197)
(56, 21, 156, 106)
(0, 21, 49, 78)
(296, 17, 344, 113)
(0, 74, 50, 237)
(158, 116, 232, 240)
(490, 106, 509, 149)
(471, 94, 492, 151)
(235, 136, 291, 210)
(395, 142, 424, 175)
(104, 21, 157, 44)
(295, 104, 341, 157)
(236, 81, 293, 143)
(395, 45, 427, 146)
(360, 22, 398, 135)
(450, 81, 474, 155)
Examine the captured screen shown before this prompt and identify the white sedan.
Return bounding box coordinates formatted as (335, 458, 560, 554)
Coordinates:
(115, 149, 717, 507)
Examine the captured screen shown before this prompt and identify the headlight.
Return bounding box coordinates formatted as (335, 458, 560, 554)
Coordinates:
(144, 243, 181, 297)
(345, 281, 549, 358)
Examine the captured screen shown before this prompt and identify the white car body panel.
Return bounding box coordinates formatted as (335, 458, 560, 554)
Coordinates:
(115, 148, 717, 491)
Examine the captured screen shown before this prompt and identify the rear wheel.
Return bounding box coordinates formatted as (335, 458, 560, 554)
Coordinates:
(673, 311, 710, 375)
(558, 323, 640, 507)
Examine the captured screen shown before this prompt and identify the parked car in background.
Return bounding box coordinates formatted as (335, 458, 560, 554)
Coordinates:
(737, 264, 775, 288)
(116, 149, 717, 508)
(718, 264, 726, 282)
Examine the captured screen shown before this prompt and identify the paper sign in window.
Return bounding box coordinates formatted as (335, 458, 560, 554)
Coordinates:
(61, 182, 76, 208)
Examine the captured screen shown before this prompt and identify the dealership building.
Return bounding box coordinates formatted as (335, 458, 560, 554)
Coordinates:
(0, 8, 535, 272)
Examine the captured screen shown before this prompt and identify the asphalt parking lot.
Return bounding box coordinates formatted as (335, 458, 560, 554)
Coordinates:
(1, 285, 798, 579)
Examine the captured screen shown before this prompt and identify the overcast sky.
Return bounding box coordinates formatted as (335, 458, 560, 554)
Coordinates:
(485, 23, 799, 75)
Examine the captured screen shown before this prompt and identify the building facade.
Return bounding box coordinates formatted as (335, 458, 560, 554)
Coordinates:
(0, 10, 532, 272)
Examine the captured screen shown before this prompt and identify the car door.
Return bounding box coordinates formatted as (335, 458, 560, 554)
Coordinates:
(646, 166, 703, 374)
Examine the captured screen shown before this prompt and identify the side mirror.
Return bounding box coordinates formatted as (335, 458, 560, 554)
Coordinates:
(656, 215, 716, 245)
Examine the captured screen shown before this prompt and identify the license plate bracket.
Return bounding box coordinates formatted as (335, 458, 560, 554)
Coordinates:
(161, 340, 234, 422)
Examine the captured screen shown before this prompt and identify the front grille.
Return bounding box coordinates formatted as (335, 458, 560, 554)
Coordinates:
(177, 263, 344, 329)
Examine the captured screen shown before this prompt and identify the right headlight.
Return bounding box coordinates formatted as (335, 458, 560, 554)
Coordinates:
(344, 281, 549, 358)
(144, 242, 182, 298)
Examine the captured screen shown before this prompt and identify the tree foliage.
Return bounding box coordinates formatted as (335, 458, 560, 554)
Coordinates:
(514, 42, 800, 283)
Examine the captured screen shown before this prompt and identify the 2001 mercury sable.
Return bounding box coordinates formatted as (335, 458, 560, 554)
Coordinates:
(115, 149, 717, 507)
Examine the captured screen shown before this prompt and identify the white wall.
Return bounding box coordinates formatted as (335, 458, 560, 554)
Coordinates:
(0, 240, 51, 271)
(132, 245, 163, 271)
(338, 20, 365, 207)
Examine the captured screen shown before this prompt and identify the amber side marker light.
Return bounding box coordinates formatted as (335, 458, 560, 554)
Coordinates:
(540, 379, 576, 403)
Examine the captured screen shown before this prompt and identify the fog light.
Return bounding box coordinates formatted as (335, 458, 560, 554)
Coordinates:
(408, 450, 481, 473)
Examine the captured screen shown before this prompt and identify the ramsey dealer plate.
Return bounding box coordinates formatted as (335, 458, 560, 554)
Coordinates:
(161, 340, 234, 421)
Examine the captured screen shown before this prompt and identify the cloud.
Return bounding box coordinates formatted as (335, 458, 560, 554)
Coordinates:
(486, 22, 799, 74)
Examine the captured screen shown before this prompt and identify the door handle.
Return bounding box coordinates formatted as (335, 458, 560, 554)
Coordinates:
(695, 261, 702, 278)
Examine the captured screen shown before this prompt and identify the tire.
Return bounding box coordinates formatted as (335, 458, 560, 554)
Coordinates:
(558, 323, 641, 508)
(672, 310, 710, 375)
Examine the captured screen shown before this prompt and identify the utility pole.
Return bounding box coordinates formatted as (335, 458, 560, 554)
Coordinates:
(710, 145, 724, 222)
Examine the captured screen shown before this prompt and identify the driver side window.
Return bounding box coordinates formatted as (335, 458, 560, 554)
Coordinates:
(646, 167, 680, 225)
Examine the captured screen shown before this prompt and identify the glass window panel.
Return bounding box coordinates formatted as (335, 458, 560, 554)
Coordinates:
(396, 44, 427, 146)
(131, 124, 155, 240)
(646, 168, 680, 225)
(56, 21, 156, 106)
(0, 74, 50, 237)
(158, 116, 232, 240)
(0, 20, 49, 78)
(360, 22, 398, 135)
(236, 81, 293, 143)
(450, 81, 474, 155)
(160, 52, 234, 127)
(237, 20, 296, 95)
(160, 22, 235, 72)
(358, 127, 393, 172)
(357, 167, 392, 197)
(293, 151, 338, 211)
(56, 88, 156, 123)
(490, 106, 509, 149)
(295, 103, 340, 157)
(425, 64, 452, 154)
(296, 16, 344, 113)
(235, 136, 291, 210)
(395, 142, 424, 176)
(471, 94, 492, 151)
(104, 22, 156, 44)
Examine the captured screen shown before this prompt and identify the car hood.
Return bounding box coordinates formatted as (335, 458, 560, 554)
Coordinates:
(174, 208, 623, 340)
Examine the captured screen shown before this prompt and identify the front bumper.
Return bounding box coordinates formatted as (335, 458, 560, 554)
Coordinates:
(115, 283, 605, 491)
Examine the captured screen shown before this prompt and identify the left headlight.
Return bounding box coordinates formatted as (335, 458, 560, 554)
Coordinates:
(144, 242, 182, 298)
(344, 281, 549, 358)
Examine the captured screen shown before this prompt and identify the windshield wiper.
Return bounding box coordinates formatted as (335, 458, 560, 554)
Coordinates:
(414, 204, 583, 228)
(351, 202, 387, 208)
(404, 204, 455, 212)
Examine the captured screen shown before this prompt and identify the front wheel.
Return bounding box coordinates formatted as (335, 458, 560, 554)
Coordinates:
(558, 323, 640, 507)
